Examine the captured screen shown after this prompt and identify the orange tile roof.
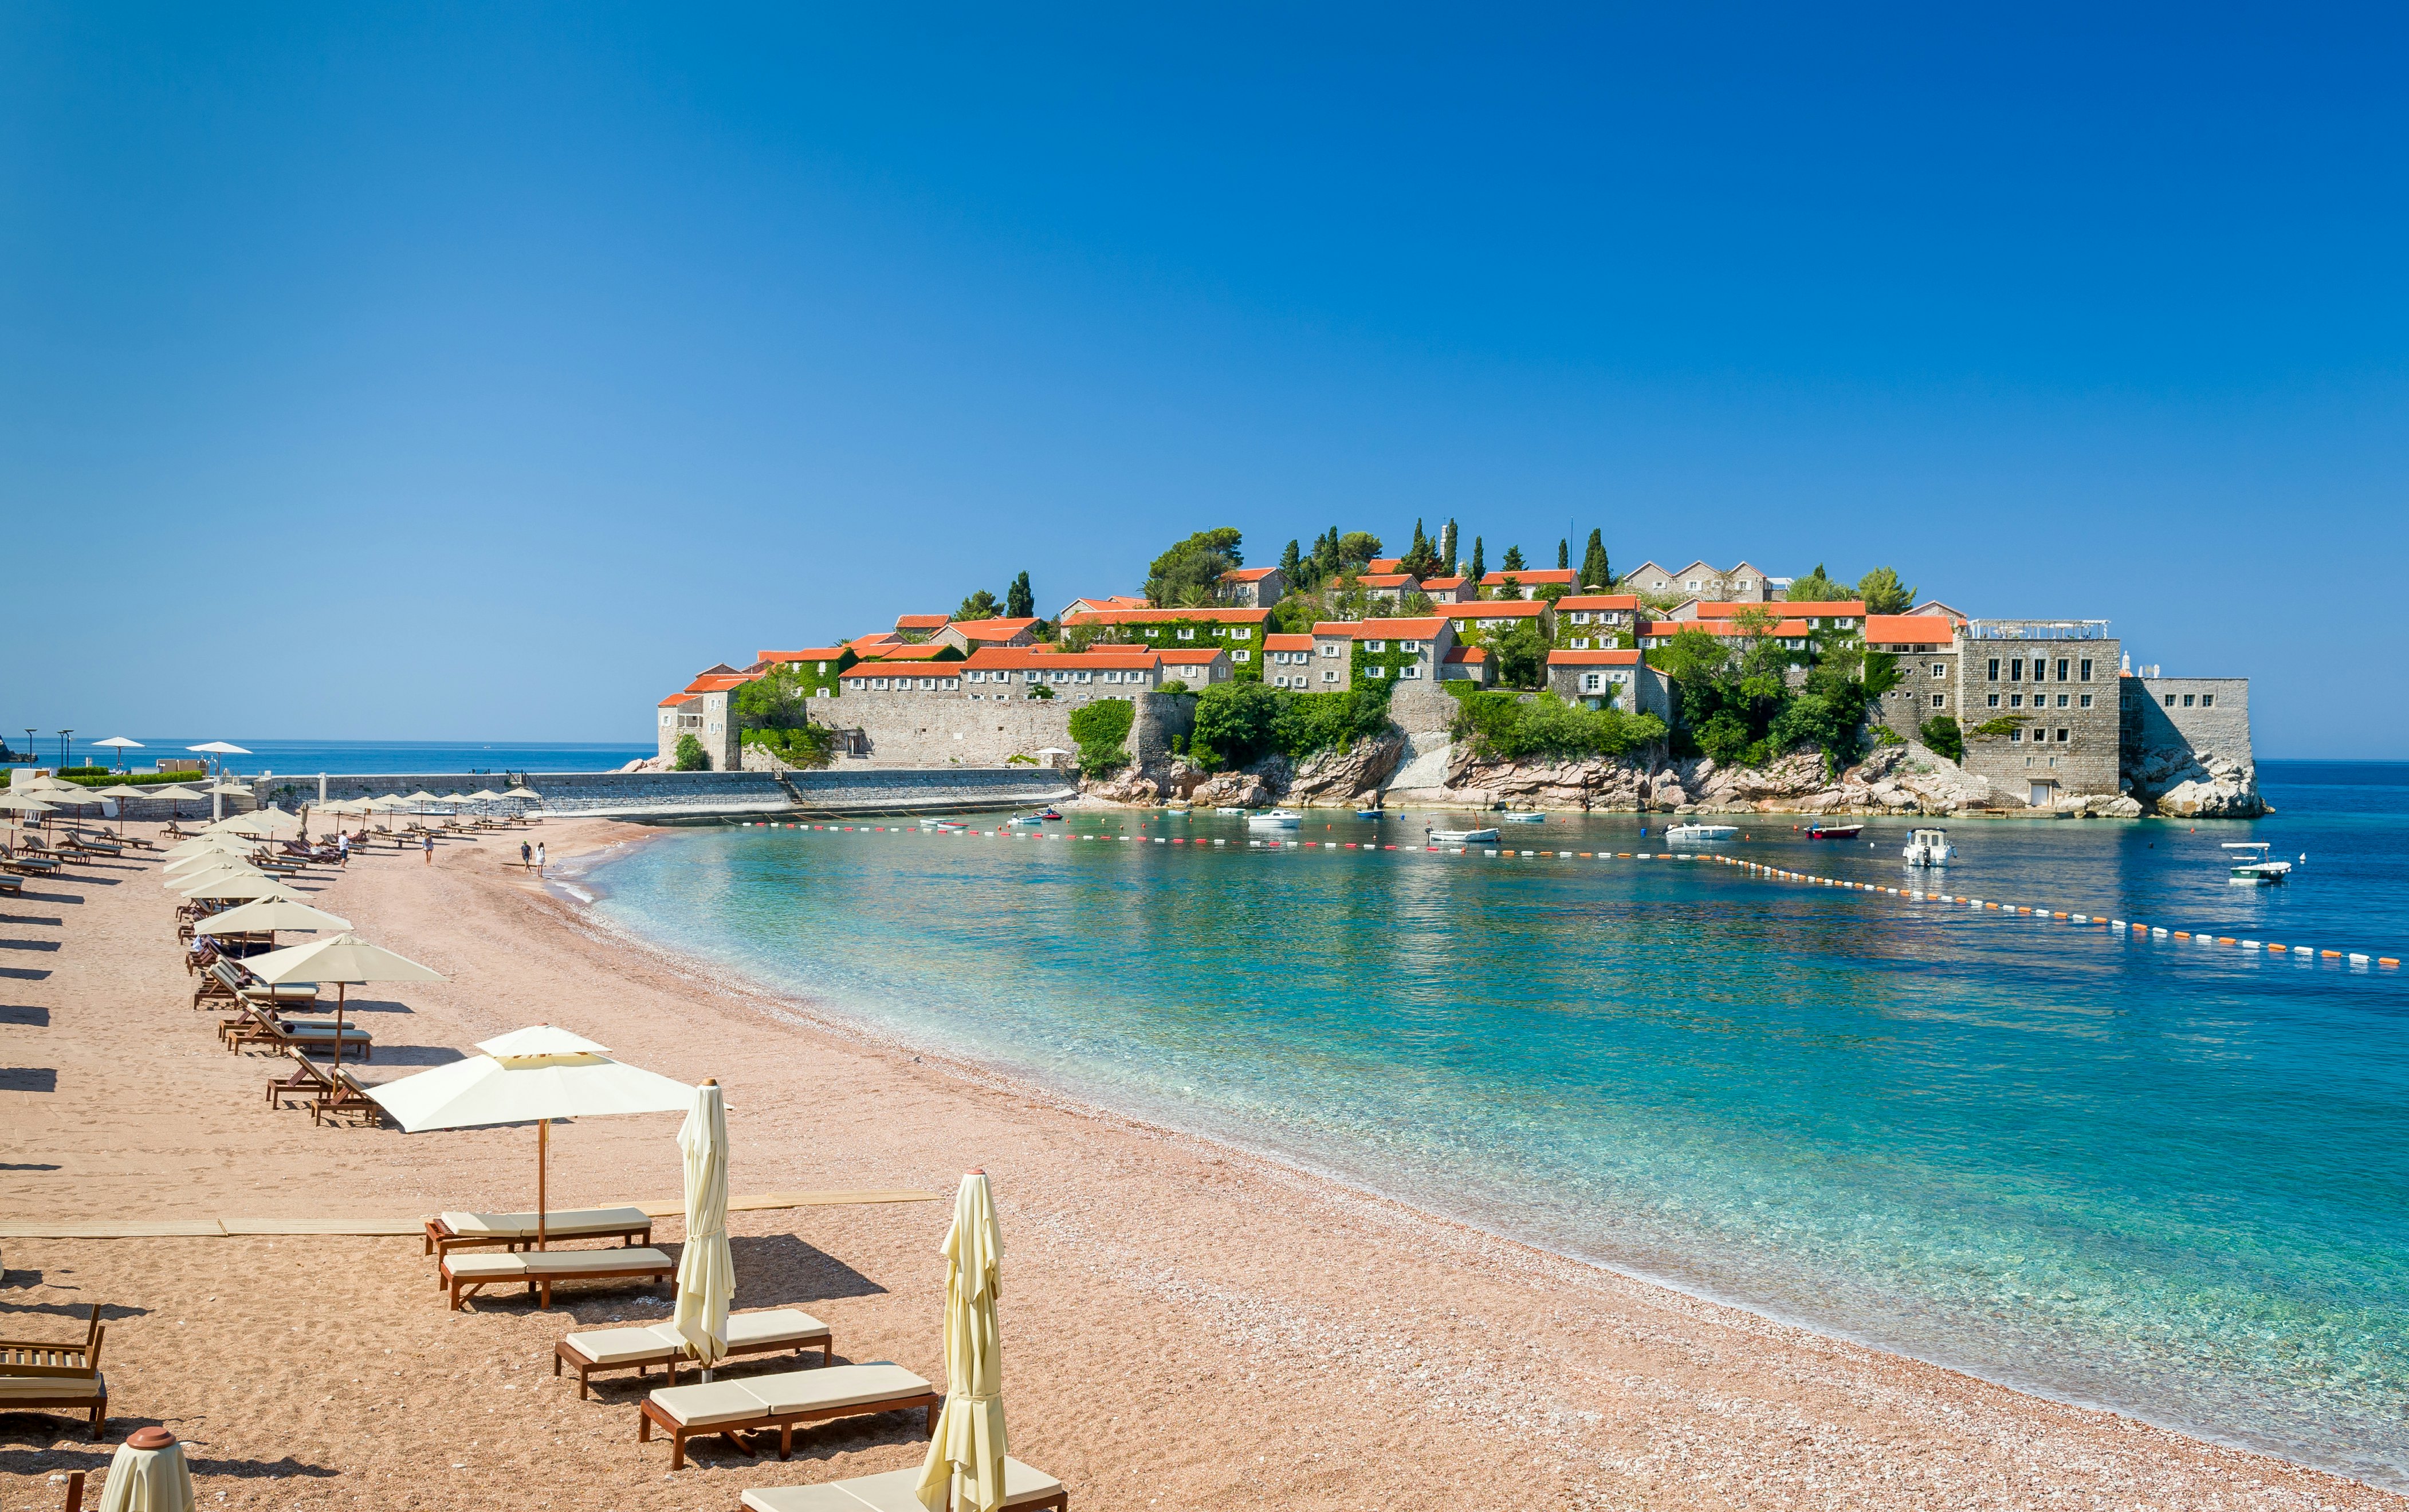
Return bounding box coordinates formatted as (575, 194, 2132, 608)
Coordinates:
(1547, 648, 1641, 666)
(1367, 558, 1402, 573)
(1637, 619, 1812, 640)
(1864, 615, 1960, 644)
(894, 614, 949, 631)
(1219, 567, 1279, 582)
(1480, 568, 1577, 587)
(1443, 646, 1488, 663)
(1421, 575, 1467, 590)
(657, 693, 695, 708)
(963, 645, 1166, 671)
(1263, 634, 1314, 651)
(682, 673, 757, 694)
(754, 647, 850, 664)
(1692, 598, 1864, 617)
(860, 643, 960, 662)
(846, 632, 900, 652)
(1059, 606, 1272, 626)
(840, 663, 962, 682)
(1311, 617, 1449, 639)
(1443, 600, 1548, 619)
(1357, 573, 1418, 588)
(1555, 594, 1638, 612)
(948, 617, 1039, 641)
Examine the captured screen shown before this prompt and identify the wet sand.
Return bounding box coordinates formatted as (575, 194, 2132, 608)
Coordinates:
(0, 816, 2396, 1510)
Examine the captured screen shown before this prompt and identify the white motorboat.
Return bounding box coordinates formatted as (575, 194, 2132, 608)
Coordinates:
(1903, 828, 1956, 867)
(1664, 822, 1738, 842)
(1214, 806, 1248, 816)
(1428, 826, 1502, 844)
(1005, 814, 1045, 828)
(2225, 841, 2293, 885)
(918, 819, 968, 832)
(1248, 810, 1302, 829)
(1500, 812, 1547, 824)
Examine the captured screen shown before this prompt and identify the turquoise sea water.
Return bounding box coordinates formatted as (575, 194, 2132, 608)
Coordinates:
(580, 760, 2409, 1486)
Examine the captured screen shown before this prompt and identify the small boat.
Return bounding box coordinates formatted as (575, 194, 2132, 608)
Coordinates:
(2224, 841, 2292, 885)
(918, 818, 969, 832)
(1902, 828, 1955, 867)
(1806, 822, 1862, 840)
(1664, 822, 1738, 842)
(1214, 806, 1248, 816)
(1036, 808, 1064, 821)
(1006, 814, 1046, 827)
(1355, 806, 1385, 819)
(1428, 826, 1502, 844)
(1500, 812, 1546, 824)
(1248, 810, 1302, 829)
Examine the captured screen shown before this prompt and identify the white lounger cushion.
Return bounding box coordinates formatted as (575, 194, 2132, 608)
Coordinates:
(740, 1459, 1063, 1512)
(650, 1362, 930, 1428)
(447, 1246, 673, 1279)
(565, 1309, 828, 1365)
(0, 1373, 103, 1401)
(439, 1206, 652, 1239)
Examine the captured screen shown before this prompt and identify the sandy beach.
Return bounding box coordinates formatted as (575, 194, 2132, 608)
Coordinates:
(1, 816, 2397, 1511)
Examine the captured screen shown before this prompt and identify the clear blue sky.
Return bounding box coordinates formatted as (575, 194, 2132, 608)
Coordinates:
(5, 6, 2403, 755)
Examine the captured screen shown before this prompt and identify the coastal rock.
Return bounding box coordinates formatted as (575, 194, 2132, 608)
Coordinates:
(2156, 774, 2263, 818)
(1433, 753, 1652, 812)
(1381, 730, 1456, 797)
(1287, 731, 1405, 806)
(2131, 750, 2266, 818)
(1080, 769, 1161, 805)
(619, 754, 675, 773)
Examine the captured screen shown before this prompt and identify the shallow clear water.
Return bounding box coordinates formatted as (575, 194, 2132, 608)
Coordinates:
(583, 759, 2409, 1486)
(6, 738, 651, 776)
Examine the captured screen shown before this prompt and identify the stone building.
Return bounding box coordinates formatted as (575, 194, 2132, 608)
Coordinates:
(934, 617, 1040, 652)
(1864, 614, 1964, 745)
(1262, 633, 1316, 689)
(1356, 572, 1422, 605)
(828, 647, 1186, 766)
(1950, 621, 2121, 807)
(1057, 605, 1273, 679)
(2120, 672, 2259, 815)
(1307, 617, 1456, 692)
(1634, 616, 1812, 653)
(1420, 574, 1473, 603)
(1478, 568, 1578, 598)
(654, 666, 756, 770)
(1673, 598, 1864, 633)
(1554, 594, 1640, 646)
(1622, 560, 1780, 602)
(1216, 567, 1287, 608)
(1441, 600, 1553, 641)
(1545, 648, 1670, 718)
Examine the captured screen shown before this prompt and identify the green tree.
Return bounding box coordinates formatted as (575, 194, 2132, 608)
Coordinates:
(956, 589, 1003, 621)
(1006, 571, 1035, 619)
(1468, 537, 1486, 584)
(1501, 544, 1526, 572)
(1557, 539, 1569, 570)
(1400, 519, 1443, 579)
(1398, 590, 1435, 615)
(731, 669, 814, 730)
(1189, 681, 1282, 769)
(1856, 566, 1915, 615)
(673, 734, 710, 771)
(1145, 528, 1244, 607)
(1920, 714, 1964, 762)
(1336, 531, 1383, 572)
(1786, 562, 1848, 604)
(1065, 698, 1136, 775)
(1579, 529, 1610, 589)
(1492, 618, 1549, 689)
(1439, 519, 1457, 574)
(1451, 690, 1663, 761)
(1278, 539, 1302, 580)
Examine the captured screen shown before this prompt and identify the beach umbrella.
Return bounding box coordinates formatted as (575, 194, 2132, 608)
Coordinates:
(244, 932, 443, 1069)
(504, 786, 541, 800)
(91, 736, 144, 771)
(0, 791, 55, 814)
(148, 783, 203, 822)
(164, 852, 260, 882)
(671, 1080, 733, 1376)
(188, 897, 351, 938)
(97, 1425, 197, 1512)
(367, 1025, 694, 1248)
(90, 783, 151, 836)
(917, 1171, 1009, 1512)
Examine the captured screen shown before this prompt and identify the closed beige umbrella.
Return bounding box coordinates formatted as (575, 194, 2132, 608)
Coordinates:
(671, 1080, 733, 1375)
(917, 1171, 1009, 1512)
(97, 1426, 197, 1512)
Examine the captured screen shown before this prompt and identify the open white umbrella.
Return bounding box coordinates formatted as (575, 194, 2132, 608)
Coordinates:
(0, 791, 56, 814)
(148, 783, 204, 822)
(917, 1171, 1009, 1512)
(90, 783, 151, 835)
(245, 933, 443, 1068)
(91, 736, 144, 771)
(671, 1080, 733, 1375)
(178, 874, 302, 903)
(367, 1025, 694, 1247)
(504, 786, 542, 800)
(192, 897, 352, 939)
(164, 853, 260, 883)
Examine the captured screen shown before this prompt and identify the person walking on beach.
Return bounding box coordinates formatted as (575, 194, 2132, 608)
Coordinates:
(520, 839, 532, 870)
(337, 832, 351, 868)
(422, 832, 434, 865)
(534, 841, 547, 877)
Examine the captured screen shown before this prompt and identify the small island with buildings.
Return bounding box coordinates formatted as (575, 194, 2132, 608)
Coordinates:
(651, 527, 2264, 820)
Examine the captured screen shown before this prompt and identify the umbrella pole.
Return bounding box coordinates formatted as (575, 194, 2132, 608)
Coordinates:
(333, 982, 347, 1067)
(537, 1119, 548, 1251)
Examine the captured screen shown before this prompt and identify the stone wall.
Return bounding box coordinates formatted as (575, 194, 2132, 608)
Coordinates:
(832, 688, 1193, 770)
(2120, 675, 2262, 816)
(1952, 633, 2122, 803)
(215, 767, 1071, 820)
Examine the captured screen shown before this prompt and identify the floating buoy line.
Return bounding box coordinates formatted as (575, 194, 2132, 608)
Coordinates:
(734, 821, 2400, 971)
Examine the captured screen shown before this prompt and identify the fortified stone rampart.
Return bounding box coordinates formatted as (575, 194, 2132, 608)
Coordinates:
(835, 690, 1193, 769)
(2120, 675, 2262, 816)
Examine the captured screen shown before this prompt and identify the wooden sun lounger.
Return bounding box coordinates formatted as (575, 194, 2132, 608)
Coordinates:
(195, 959, 318, 1012)
(439, 1246, 677, 1311)
(61, 834, 121, 859)
(0, 1304, 109, 1439)
(555, 1309, 832, 1399)
(638, 1363, 938, 1471)
(234, 1011, 372, 1062)
(1, 855, 62, 877)
(741, 1459, 1067, 1512)
(0, 875, 19, 898)
(311, 1064, 390, 1126)
(423, 1206, 654, 1258)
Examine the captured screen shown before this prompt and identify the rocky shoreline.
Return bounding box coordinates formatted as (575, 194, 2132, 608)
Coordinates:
(1083, 728, 2269, 819)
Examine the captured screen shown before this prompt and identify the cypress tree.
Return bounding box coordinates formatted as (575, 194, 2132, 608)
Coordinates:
(1502, 544, 1526, 572)
(1439, 519, 1457, 574)
(1557, 538, 1569, 570)
(1580, 529, 1610, 589)
(1006, 571, 1033, 619)
(1469, 536, 1486, 584)
(1278, 539, 1302, 580)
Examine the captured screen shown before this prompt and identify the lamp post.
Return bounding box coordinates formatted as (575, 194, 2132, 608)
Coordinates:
(57, 729, 73, 772)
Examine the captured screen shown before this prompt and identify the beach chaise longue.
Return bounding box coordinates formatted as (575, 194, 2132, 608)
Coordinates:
(741, 1459, 1068, 1512)
(555, 1308, 833, 1399)
(0, 1304, 108, 1439)
(423, 1206, 655, 1258)
(638, 1362, 939, 1470)
(439, 1245, 678, 1310)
